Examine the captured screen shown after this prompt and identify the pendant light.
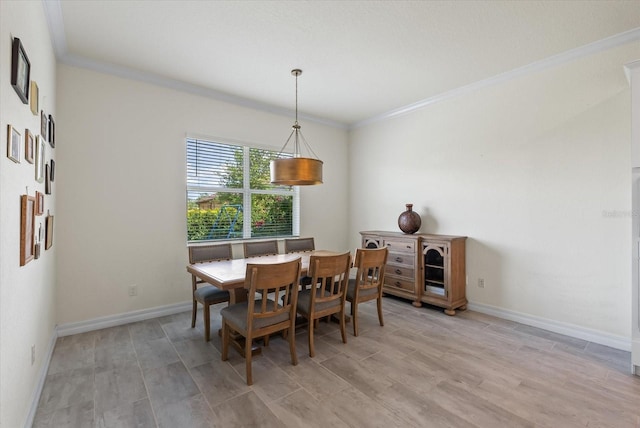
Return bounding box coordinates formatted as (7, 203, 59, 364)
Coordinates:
(270, 69, 323, 186)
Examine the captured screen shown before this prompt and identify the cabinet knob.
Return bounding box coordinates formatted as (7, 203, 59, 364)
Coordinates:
(395, 257, 403, 263)
(395, 269, 402, 275)
(395, 281, 401, 286)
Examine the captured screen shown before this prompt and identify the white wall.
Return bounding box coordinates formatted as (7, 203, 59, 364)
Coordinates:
(349, 42, 640, 342)
(55, 64, 349, 325)
(0, 1, 57, 427)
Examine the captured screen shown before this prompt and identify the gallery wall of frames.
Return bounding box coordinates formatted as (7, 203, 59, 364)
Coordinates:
(7, 36, 54, 266)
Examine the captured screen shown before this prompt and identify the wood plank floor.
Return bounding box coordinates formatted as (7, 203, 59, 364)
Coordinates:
(33, 296, 640, 427)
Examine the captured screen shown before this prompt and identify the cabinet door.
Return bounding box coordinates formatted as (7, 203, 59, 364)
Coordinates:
(362, 236, 384, 249)
(423, 243, 449, 298)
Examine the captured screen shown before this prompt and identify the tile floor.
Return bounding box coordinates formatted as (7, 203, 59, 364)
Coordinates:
(32, 297, 640, 427)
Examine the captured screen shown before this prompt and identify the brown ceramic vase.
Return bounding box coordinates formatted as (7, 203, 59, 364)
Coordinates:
(398, 203, 421, 234)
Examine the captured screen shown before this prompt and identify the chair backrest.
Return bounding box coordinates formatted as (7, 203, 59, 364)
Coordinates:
(243, 240, 278, 258)
(188, 243, 232, 264)
(244, 258, 302, 328)
(352, 247, 388, 297)
(284, 237, 315, 254)
(307, 252, 351, 308)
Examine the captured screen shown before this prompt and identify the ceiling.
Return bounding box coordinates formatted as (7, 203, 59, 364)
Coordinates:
(45, 1, 640, 128)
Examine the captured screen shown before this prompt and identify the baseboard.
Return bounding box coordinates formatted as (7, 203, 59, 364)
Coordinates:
(56, 301, 191, 337)
(468, 301, 631, 351)
(23, 328, 58, 428)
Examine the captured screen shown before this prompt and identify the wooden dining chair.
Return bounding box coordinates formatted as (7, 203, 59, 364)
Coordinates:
(346, 247, 388, 336)
(284, 237, 315, 254)
(296, 252, 351, 357)
(221, 257, 301, 385)
(284, 237, 315, 287)
(188, 243, 232, 341)
(243, 240, 278, 258)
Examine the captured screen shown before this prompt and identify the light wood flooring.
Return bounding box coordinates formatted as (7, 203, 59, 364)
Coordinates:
(33, 296, 640, 427)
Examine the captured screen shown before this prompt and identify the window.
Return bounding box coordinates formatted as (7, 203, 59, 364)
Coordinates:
(186, 138, 298, 242)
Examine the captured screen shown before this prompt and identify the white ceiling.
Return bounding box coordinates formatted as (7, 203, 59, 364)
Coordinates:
(45, 0, 640, 128)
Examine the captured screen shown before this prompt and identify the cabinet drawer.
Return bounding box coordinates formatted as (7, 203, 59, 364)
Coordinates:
(384, 239, 415, 253)
(387, 252, 414, 268)
(384, 276, 416, 293)
(386, 265, 414, 280)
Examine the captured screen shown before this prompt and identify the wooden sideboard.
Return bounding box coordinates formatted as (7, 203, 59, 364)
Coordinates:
(360, 231, 467, 315)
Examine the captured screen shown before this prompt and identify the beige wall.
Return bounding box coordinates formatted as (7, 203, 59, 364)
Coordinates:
(55, 64, 350, 325)
(0, 1, 57, 427)
(349, 42, 640, 341)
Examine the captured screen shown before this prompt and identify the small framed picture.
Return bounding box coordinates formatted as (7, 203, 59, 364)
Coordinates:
(50, 159, 55, 181)
(48, 115, 55, 148)
(20, 195, 36, 266)
(45, 214, 54, 250)
(35, 191, 44, 216)
(7, 125, 21, 163)
(25, 129, 34, 163)
(40, 110, 47, 139)
(45, 164, 51, 195)
(30, 81, 38, 115)
(35, 136, 45, 183)
(11, 38, 30, 104)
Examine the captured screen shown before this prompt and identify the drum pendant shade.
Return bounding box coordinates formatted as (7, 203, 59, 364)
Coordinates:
(270, 69, 323, 186)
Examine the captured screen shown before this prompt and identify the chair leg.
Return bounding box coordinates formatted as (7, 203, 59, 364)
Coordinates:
(204, 304, 211, 342)
(352, 302, 359, 337)
(245, 335, 253, 385)
(221, 321, 229, 361)
(377, 296, 384, 327)
(339, 311, 347, 344)
(191, 300, 197, 328)
(289, 323, 298, 366)
(308, 318, 315, 357)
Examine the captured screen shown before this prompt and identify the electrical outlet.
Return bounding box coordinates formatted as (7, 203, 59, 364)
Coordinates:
(478, 278, 485, 288)
(128, 284, 138, 297)
(31, 345, 35, 365)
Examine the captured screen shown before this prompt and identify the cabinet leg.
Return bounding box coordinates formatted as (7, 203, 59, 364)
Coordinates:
(459, 304, 467, 311)
(444, 309, 456, 316)
(412, 301, 422, 307)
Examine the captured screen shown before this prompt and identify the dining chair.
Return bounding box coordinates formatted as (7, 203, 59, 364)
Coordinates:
(284, 237, 315, 254)
(284, 237, 315, 287)
(346, 246, 388, 336)
(188, 243, 232, 341)
(296, 252, 351, 357)
(243, 240, 278, 258)
(221, 257, 301, 385)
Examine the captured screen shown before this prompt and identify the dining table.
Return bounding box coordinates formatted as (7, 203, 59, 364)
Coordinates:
(186, 250, 345, 356)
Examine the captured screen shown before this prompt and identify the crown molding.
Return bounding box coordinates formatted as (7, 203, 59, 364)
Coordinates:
(353, 26, 640, 129)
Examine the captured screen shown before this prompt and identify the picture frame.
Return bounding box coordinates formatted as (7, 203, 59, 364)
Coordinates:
(50, 159, 55, 181)
(48, 115, 55, 148)
(40, 110, 47, 140)
(11, 37, 30, 104)
(45, 164, 51, 195)
(45, 214, 54, 250)
(20, 195, 36, 266)
(35, 191, 44, 216)
(35, 136, 45, 183)
(7, 125, 21, 163)
(30, 81, 38, 115)
(25, 129, 34, 163)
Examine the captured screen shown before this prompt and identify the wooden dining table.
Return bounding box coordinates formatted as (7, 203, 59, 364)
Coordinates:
(186, 250, 345, 356)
